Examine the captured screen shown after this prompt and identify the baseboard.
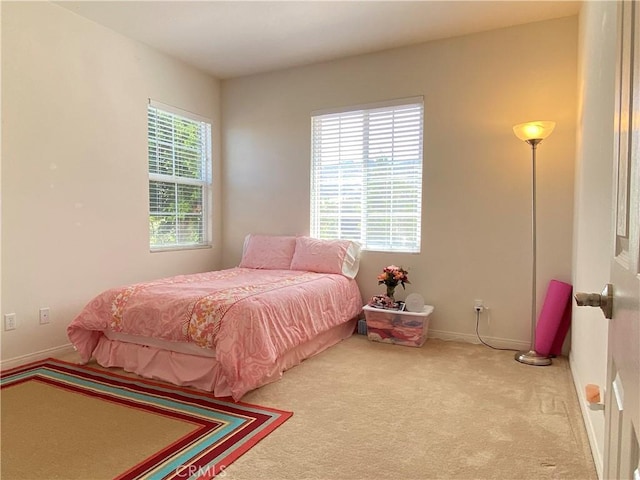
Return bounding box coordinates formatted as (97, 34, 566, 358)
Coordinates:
(0, 343, 76, 370)
(428, 329, 530, 351)
(569, 353, 604, 479)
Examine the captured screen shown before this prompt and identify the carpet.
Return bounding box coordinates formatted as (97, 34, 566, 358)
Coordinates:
(0, 358, 292, 480)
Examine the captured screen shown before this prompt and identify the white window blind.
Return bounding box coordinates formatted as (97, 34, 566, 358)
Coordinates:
(311, 98, 423, 253)
(148, 101, 212, 250)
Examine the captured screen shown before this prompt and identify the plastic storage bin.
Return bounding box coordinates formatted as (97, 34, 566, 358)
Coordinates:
(363, 304, 434, 347)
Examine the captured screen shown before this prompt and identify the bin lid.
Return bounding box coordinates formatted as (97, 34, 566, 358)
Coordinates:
(363, 304, 434, 316)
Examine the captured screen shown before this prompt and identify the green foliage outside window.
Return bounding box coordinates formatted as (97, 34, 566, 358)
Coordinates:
(148, 105, 211, 249)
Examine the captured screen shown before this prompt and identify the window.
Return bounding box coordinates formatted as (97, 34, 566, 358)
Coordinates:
(147, 101, 212, 250)
(310, 97, 423, 253)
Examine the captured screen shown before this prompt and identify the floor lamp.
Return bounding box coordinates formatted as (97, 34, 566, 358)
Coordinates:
(512, 120, 555, 366)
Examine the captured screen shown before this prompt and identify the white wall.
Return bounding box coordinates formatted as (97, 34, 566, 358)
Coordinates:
(221, 17, 578, 348)
(571, 1, 617, 476)
(1, 2, 222, 365)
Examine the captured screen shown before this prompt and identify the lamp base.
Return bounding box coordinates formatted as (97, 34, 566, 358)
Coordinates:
(514, 349, 552, 366)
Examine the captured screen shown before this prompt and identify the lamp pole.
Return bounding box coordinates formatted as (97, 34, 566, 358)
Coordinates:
(514, 138, 552, 366)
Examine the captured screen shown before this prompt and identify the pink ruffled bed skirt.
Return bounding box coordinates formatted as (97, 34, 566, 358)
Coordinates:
(92, 319, 356, 398)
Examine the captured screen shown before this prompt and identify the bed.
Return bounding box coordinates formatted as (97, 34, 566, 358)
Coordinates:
(67, 235, 363, 400)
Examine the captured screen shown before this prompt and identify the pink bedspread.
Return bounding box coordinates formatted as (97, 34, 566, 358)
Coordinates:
(68, 268, 362, 398)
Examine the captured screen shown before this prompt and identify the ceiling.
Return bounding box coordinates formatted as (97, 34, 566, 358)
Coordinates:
(58, 1, 581, 79)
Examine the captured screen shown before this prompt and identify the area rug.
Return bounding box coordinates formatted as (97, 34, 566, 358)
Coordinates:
(0, 358, 292, 479)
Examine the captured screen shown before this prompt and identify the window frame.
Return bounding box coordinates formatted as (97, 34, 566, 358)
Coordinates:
(310, 96, 424, 253)
(147, 100, 213, 252)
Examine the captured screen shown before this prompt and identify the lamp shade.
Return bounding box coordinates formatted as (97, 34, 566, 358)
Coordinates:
(513, 121, 556, 142)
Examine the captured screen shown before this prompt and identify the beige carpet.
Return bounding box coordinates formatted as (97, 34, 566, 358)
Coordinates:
(55, 336, 595, 480)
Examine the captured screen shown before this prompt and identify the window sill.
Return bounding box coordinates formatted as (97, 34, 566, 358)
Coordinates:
(150, 244, 212, 253)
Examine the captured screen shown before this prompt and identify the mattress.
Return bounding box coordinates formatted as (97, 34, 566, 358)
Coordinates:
(68, 267, 362, 399)
(103, 330, 217, 358)
(93, 319, 356, 398)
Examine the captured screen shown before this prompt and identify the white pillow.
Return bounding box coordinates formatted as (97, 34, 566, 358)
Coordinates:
(239, 234, 297, 270)
(290, 236, 361, 278)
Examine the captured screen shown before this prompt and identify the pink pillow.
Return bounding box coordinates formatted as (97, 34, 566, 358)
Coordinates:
(239, 235, 296, 270)
(290, 237, 361, 278)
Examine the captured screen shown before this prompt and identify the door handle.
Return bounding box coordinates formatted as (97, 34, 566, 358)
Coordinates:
(575, 284, 613, 319)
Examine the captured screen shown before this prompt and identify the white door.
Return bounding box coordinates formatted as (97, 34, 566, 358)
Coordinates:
(604, 1, 639, 478)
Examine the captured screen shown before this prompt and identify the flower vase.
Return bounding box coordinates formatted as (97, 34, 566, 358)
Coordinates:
(386, 285, 396, 301)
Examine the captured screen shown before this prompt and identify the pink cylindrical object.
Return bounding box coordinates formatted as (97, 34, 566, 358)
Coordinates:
(535, 279, 573, 356)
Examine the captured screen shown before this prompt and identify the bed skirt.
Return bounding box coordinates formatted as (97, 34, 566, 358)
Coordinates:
(92, 319, 357, 398)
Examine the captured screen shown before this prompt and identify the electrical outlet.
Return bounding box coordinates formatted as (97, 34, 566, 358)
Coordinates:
(474, 299, 485, 313)
(4, 313, 16, 331)
(39, 307, 50, 325)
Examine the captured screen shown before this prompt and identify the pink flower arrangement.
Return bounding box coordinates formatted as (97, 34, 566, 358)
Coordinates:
(377, 265, 410, 289)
